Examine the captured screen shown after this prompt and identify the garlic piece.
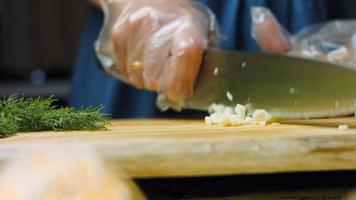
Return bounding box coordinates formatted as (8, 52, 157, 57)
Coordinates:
(241, 62, 247, 69)
(210, 113, 222, 124)
(208, 103, 225, 114)
(243, 117, 255, 125)
(231, 115, 244, 126)
(213, 67, 219, 75)
(338, 124, 349, 131)
(234, 104, 246, 119)
(221, 113, 233, 125)
(258, 121, 267, 126)
(226, 91, 233, 102)
(252, 109, 272, 122)
(223, 107, 234, 114)
(205, 116, 212, 126)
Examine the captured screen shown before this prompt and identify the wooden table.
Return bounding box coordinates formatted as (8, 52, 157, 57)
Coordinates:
(1, 119, 356, 199)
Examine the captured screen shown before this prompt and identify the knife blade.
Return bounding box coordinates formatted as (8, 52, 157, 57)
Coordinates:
(185, 50, 356, 119)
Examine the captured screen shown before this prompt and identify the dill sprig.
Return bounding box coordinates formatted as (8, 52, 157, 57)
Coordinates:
(0, 96, 109, 137)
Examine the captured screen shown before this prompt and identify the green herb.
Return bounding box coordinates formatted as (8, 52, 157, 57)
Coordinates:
(0, 96, 109, 137)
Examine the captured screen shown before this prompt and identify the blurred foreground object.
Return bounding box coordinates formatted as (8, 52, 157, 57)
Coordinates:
(0, 146, 145, 200)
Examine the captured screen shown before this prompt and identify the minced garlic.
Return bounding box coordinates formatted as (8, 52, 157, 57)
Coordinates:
(205, 103, 271, 127)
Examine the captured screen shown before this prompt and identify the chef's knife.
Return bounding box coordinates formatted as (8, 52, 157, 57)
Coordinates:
(185, 50, 356, 119)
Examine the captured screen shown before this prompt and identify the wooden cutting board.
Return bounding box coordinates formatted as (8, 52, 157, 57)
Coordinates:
(0, 118, 356, 178)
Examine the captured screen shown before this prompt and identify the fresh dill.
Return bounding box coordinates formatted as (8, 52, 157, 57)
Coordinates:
(0, 96, 109, 137)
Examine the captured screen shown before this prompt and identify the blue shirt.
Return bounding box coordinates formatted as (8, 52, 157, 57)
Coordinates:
(70, 0, 333, 118)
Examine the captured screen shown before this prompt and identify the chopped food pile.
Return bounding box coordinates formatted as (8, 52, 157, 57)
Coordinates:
(205, 103, 272, 126)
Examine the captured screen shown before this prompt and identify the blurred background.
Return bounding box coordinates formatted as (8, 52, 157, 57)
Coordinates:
(0, 0, 88, 106)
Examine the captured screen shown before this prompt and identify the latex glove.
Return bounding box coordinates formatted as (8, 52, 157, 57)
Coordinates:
(251, 7, 291, 54)
(96, 0, 218, 109)
(252, 7, 356, 68)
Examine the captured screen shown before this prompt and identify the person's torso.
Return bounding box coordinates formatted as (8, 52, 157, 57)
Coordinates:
(70, 0, 352, 118)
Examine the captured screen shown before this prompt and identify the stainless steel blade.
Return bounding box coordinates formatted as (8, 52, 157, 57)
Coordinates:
(185, 50, 356, 119)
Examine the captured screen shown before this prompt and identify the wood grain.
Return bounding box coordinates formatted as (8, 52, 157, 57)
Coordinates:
(0, 119, 355, 178)
(281, 117, 356, 128)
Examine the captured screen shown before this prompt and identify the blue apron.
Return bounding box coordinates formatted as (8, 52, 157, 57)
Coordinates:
(70, 0, 331, 118)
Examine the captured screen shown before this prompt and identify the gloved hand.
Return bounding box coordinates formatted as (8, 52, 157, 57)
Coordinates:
(96, 0, 218, 109)
(252, 7, 356, 67)
(251, 7, 291, 54)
